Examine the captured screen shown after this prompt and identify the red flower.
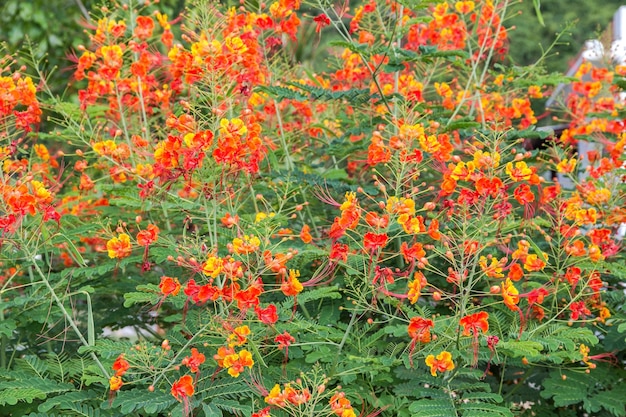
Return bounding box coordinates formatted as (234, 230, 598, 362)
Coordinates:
(570, 301, 590, 321)
(363, 232, 388, 252)
(329, 243, 349, 262)
(275, 332, 296, 350)
(255, 304, 278, 324)
(459, 311, 489, 337)
(460, 311, 489, 366)
(525, 287, 549, 305)
(513, 184, 535, 205)
(112, 354, 130, 376)
(407, 316, 434, 343)
(252, 407, 271, 417)
(313, 14, 331, 33)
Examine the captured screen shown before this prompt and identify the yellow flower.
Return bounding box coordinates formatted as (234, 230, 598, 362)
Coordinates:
(556, 158, 576, 174)
(506, 161, 532, 182)
(202, 255, 223, 278)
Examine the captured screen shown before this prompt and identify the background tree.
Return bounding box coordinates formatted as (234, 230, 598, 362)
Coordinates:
(506, 0, 625, 71)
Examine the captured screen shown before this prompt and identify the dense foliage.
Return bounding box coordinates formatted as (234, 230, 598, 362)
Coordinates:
(1, 1, 625, 417)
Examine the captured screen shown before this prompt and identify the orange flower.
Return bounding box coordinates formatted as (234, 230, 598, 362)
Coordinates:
(365, 211, 389, 228)
(106, 233, 132, 259)
(281, 270, 303, 296)
(511, 240, 530, 262)
(171, 375, 195, 401)
(221, 213, 239, 228)
(460, 311, 490, 365)
(399, 215, 426, 234)
(501, 278, 519, 311)
(300, 224, 312, 243)
(181, 348, 206, 373)
(137, 224, 159, 246)
(401, 242, 426, 263)
(574, 208, 598, 225)
(33, 144, 50, 161)
(407, 272, 427, 304)
(425, 351, 455, 376)
(134, 15, 155, 40)
(98, 45, 124, 80)
(265, 384, 288, 407)
(507, 263, 524, 281)
(213, 346, 236, 368)
(450, 161, 476, 181)
(523, 253, 547, 272)
(154, 135, 182, 170)
(159, 276, 181, 297)
(428, 219, 441, 240)
(475, 176, 503, 198)
(588, 244, 605, 262)
(330, 392, 356, 417)
(513, 184, 535, 205)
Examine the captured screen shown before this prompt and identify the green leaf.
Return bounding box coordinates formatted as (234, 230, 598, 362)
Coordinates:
(541, 371, 588, 407)
(38, 390, 101, 412)
(108, 388, 176, 414)
(0, 379, 73, 406)
(498, 340, 543, 359)
(591, 384, 626, 416)
(444, 120, 481, 132)
(503, 128, 550, 142)
(213, 399, 251, 415)
(0, 319, 16, 338)
(459, 402, 513, 417)
(202, 403, 224, 417)
(409, 398, 456, 417)
(255, 85, 307, 101)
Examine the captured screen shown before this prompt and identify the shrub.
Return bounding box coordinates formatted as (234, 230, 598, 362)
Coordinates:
(1, 1, 625, 416)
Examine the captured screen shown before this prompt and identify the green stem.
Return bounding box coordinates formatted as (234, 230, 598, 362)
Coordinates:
(0, 306, 6, 369)
(28, 262, 109, 379)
